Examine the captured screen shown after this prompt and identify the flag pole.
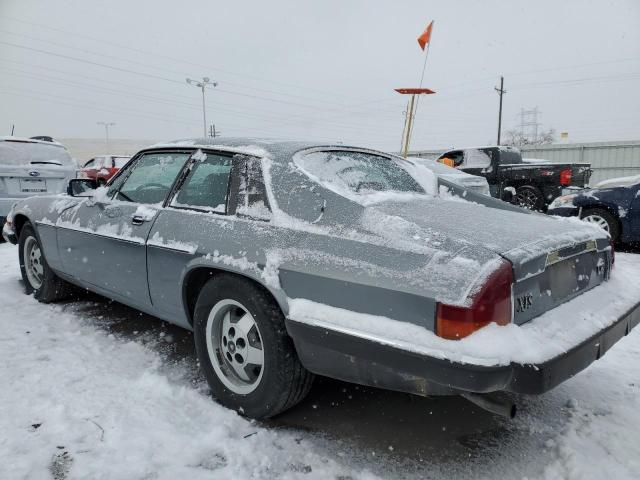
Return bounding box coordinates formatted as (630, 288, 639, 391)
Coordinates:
(415, 21, 434, 113)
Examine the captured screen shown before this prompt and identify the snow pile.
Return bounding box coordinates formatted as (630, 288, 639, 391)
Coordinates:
(288, 253, 640, 366)
(0, 244, 375, 480)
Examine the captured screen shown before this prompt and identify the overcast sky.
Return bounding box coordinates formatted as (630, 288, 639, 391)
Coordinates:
(1, 0, 639, 151)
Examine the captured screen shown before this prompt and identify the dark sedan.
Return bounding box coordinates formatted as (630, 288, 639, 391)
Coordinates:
(548, 175, 640, 244)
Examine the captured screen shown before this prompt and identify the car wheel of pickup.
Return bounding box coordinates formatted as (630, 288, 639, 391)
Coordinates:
(515, 185, 544, 211)
(194, 274, 314, 418)
(18, 222, 71, 302)
(581, 208, 620, 242)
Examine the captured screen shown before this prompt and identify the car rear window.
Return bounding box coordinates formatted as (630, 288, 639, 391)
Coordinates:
(296, 150, 424, 196)
(0, 141, 74, 167)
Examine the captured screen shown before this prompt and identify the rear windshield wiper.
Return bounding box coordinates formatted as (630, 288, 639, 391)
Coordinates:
(30, 160, 63, 166)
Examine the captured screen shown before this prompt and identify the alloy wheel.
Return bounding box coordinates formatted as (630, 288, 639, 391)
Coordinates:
(582, 214, 610, 232)
(205, 299, 265, 395)
(23, 236, 44, 290)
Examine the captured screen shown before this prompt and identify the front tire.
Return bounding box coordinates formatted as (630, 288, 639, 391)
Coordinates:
(581, 208, 620, 242)
(18, 222, 71, 302)
(193, 274, 314, 419)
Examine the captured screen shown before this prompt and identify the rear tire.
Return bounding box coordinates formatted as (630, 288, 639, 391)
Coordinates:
(515, 185, 544, 211)
(18, 222, 71, 302)
(193, 274, 314, 419)
(581, 208, 620, 242)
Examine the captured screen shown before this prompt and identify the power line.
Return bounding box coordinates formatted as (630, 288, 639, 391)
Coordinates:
(0, 19, 371, 104)
(0, 65, 410, 137)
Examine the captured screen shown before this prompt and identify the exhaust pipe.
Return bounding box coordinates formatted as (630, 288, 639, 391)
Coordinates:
(461, 393, 517, 419)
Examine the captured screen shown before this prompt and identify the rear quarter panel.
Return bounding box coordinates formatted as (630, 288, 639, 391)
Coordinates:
(146, 208, 444, 331)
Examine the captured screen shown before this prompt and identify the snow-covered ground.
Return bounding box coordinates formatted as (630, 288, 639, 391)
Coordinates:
(0, 241, 639, 479)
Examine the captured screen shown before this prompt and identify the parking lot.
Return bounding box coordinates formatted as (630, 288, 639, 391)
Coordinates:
(1, 241, 639, 479)
(2, 1, 640, 479)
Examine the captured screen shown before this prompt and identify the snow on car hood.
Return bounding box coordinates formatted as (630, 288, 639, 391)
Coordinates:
(362, 197, 609, 268)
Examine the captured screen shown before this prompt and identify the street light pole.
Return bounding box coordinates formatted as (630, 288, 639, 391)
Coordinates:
(97, 121, 115, 151)
(186, 77, 217, 138)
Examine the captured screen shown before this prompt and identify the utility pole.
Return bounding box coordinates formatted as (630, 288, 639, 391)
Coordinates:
(97, 121, 115, 151)
(209, 124, 220, 138)
(186, 77, 217, 138)
(494, 76, 506, 145)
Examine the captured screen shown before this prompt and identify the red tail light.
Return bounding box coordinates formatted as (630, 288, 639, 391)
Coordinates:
(436, 259, 514, 340)
(560, 168, 572, 186)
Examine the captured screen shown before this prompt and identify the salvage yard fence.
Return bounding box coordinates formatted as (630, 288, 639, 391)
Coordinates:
(409, 140, 640, 186)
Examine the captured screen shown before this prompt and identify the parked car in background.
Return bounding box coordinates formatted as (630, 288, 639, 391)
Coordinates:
(436, 146, 591, 210)
(4, 138, 636, 420)
(411, 157, 491, 196)
(0, 136, 76, 231)
(81, 155, 131, 185)
(548, 174, 640, 243)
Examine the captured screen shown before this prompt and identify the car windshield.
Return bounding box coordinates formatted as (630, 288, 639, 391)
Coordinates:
(0, 140, 74, 167)
(296, 150, 424, 197)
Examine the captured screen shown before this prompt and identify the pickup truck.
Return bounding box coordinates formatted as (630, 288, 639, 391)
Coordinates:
(436, 146, 591, 210)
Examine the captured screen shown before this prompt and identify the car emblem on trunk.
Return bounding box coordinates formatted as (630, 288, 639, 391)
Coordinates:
(28, 171, 40, 177)
(515, 293, 533, 313)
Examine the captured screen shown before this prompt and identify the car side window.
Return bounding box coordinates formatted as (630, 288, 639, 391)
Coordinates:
(113, 152, 191, 204)
(235, 156, 271, 220)
(172, 152, 232, 213)
(84, 159, 95, 168)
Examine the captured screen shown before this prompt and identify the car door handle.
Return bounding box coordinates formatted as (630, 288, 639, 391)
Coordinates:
(131, 215, 146, 225)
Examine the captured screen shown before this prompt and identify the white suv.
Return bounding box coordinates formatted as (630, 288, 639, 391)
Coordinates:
(0, 137, 77, 227)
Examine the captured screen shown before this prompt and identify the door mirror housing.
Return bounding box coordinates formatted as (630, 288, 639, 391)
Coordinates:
(68, 178, 98, 197)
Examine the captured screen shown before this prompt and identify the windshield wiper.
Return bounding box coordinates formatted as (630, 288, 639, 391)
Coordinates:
(30, 160, 63, 166)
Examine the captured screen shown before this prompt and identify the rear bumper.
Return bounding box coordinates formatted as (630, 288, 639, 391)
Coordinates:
(287, 301, 640, 396)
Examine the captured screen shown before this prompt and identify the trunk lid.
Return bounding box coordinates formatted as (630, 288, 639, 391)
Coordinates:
(366, 198, 612, 323)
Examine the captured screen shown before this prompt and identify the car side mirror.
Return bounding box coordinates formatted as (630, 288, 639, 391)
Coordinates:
(502, 186, 516, 203)
(68, 178, 98, 197)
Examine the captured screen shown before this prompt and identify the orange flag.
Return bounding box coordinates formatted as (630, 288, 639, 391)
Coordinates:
(417, 21, 433, 50)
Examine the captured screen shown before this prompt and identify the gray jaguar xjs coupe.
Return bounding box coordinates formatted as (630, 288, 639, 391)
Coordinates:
(3, 139, 639, 419)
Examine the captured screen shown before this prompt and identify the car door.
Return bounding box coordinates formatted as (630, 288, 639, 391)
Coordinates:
(146, 151, 266, 326)
(57, 150, 192, 308)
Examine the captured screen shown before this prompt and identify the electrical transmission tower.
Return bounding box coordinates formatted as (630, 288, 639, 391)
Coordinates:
(517, 107, 541, 144)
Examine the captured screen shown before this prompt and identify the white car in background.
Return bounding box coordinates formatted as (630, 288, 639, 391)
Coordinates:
(410, 157, 491, 196)
(0, 137, 77, 229)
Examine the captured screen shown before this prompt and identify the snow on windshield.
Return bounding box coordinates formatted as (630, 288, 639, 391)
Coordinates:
(0, 141, 74, 167)
(294, 150, 432, 204)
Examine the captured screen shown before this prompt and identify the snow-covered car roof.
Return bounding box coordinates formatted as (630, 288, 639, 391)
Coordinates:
(0, 135, 67, 149)
(595, 174, 640, 189)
